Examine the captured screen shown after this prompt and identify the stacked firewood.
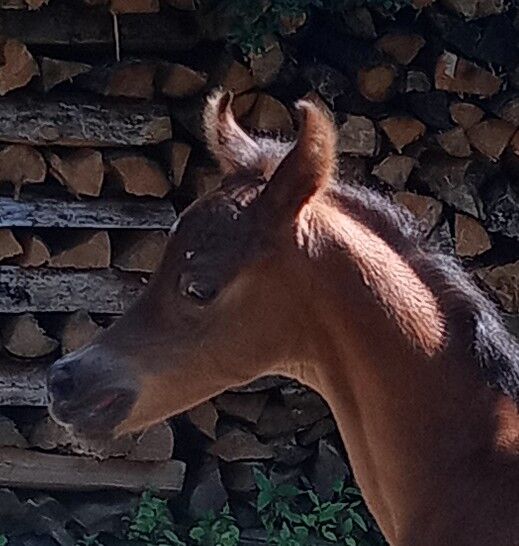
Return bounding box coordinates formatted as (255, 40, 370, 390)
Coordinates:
(0, 0, 518, 543)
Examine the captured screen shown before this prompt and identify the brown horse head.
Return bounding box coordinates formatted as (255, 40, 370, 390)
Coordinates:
(47, 90, 339, 437)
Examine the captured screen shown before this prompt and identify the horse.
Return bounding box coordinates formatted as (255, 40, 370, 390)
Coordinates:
(47, 90, 519, 546)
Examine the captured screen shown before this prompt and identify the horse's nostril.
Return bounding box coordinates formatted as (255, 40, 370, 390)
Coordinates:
(49, 363, 75, 400)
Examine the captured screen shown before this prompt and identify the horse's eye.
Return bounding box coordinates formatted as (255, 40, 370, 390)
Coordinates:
(184, 281, 216, 303)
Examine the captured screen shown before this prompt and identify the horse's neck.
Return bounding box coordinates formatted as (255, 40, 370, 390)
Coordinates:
(286, 252, 519, 546)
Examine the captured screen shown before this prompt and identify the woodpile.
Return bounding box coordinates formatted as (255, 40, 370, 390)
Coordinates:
(0, 1, 518, 543)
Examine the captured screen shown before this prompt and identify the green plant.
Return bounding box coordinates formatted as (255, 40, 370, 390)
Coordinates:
(189, 505, 240, 546)
(254, 469, 386, 545)
(76, 534, 103, 546)
(126, 491, 186, 546)
(0, 534, 7, 546)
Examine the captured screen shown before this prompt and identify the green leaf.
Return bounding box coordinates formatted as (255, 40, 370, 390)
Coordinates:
(257, 490, 273, 512)
(341, 517, 354, 535)
(351, 512, 368, 532)
(345, 538, 357, 546)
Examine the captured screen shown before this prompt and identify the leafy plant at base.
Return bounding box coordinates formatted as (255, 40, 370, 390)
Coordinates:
(189, 505, 240, 546)
(0, 534, 7, 546)
(254, 469, 387, 545)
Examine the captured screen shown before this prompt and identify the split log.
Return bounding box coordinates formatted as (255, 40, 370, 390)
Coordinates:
(107, 155, 171, 197)
(157, 63, 207, 98)
(48, 231, 111, 269)
(232, 92, 258, 120)
(0, 144, 46, 197)
(0, 266, 145, 313)
(168, 141, 191, 187)
(0, 447, 185, 494)
(393, 191, 443, 235)
(209, 429, 274, 462)
(0, 416, 27, 448)
(404, 71, 431, 93)
(0, 0, 200, 52)
(357, 64, 397, 102)
(450, 102, 484, 129)
(467, 119, 515, 161)
(77, 61, 156, 100)
(112, 231, 167, 273)
(490, 94, 519, 127)
(245, 94, 293, 133)
(454, 213, 491, 257)
(59, 310, 101, 354)
(217, 59, 255, 95)
(215, 393, 269, 425)
(371, 155, 416, 190)
(338, 115, 378, 157)
(435, 52, 501, 97)
(110, 0, 159, 13)
(437, 127, 471, 158)
(379, 116, 425, 153)
(0, 196, 177, 229)
(440, 0, 504, 19)
(0, 38, 38, 95)
(187, 401, 218, 440)
(13, 233, 50, 267)
(0, 97, 171, 146)
(0, 229, 22, 261)
(1, 313, 58, 358)
(375, 33, 425, 65)
(476, 261, 519, 313)
(38, 57, 91, 92)
(250, 39, 284, 87)
(342, 7, 376, 39)
(0, 359, 48, 405)
(49, 149, 104, 197)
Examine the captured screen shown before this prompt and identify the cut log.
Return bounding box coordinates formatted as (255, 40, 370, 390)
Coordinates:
(215, 392, 269, 425)
(209, 429, 274, 462)
(191, 165, 223, 198)
(375, 34, 425, 65)
(107, 155, 171, 197)
(0, 38, 38, 95)
(38, 57, 91, 92)
(393, 192, 443, 235)
(0, 359, 47, 405)
(0, 447, 185, 494)
(187, 401, 218, 440)
(0, 228, 22, 261)
(440, 0, 504, 19)
(450, 102, 484, 129)
(338, 115, 378, 157)
(48, 231, 111, 269)
(112, 231, 167, 273)
(404, 71, 431, 93)
(0, 196, 177, 229)
(245, 94, 293, 133)
(2, 313, 59, 358)
(435, 52, 501, 98)
(110, 0, 159, 13)
(218, 60, 255, 95)
(0, 0, 200, 52)
(0, 416, 27, 448)
(13, 233, 50, 267)
(232, 92, 258, 120)
(371, 154, 416, 190)
(467, 119, 515, 161)
(0, 97, 171, 146)
(437, 127, 471, 158)
(49, 149, 104, 198)
(250, 39, 284, 87)
(379, 117, 425, 153)
(157, 63, 207, 98)
(77, 61, 156, 100)
(357, 64, 397, 102)
(59, 310, 101, 354)
(492, 95, 519, 127)
(476, 261, 519, 313)
(0, 266, 145, 313)
(0, 144, 46, 197)
(168, 141, 191, 187)
(454, 213, 491, 257)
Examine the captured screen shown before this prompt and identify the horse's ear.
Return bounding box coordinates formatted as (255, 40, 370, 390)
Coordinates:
(262, 100, 337, 215)
(203, 89, 266, 175)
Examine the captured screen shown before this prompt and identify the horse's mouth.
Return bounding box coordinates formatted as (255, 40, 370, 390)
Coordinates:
(48, 388, 136, 438)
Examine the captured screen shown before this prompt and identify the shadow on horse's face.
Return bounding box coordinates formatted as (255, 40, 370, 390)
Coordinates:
(47, 90, 337, 438)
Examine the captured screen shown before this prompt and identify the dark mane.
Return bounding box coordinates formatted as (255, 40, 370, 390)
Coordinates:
(327, 180, 519, 404)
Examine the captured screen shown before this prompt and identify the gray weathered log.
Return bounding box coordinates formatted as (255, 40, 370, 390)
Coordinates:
(0, 360, 48, 406)
(0, 0, 200, 51)
(0, 97, 171, 146)
(0, 197, 176, 229)
(0, 266, 145, 313)
(0, 447, 185, 494)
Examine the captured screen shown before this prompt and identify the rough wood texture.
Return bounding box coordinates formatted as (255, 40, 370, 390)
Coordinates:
(372, 154, 416, 190)
(0, 144, 46, 197)
(0, 97, 171, 146)
(466, 119, 515, 160)
(38, 57, 91, 92)
(187, 401, 218, 440)
(357, 65, 397, 102)
(246, 94, 293, 133)
(13, 233, 50, 267)
(0, 197, 176, 229)
(393, 191, 443, 235)
(380, 117, 426, 153)
(1, 313, 58, 358)
(0, 266, 145, 313)
(218, 60, 255, 95)
(339, 115, 377, 157)
(454, 213, 491, 257)
(59, 310, 101, 354)
(168, 141, 192, 187)
(450, 102, 484, 129)
(0, 447, 185, 493)
(112, 231, 167, 273)
(49, 149, 104, 197)
(437, 126, 472, 157)
(476, 261, 519, 313)
(375, 33, 425, 65)
(107, 155, 171, 197)
(0, 360, 47, 406)
(0, 228, 22, 261)
(0, 38, 38, 95)
(48, 231, 111, 270)
(158, 63, 207, 98)
(441, 0, 504, 19)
